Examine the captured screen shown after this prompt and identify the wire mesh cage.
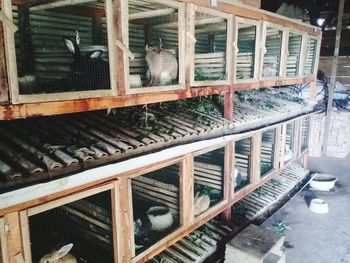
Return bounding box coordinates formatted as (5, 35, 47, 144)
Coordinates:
(189, 5, 232, 86)
(127, 0, 185, 92)
(300, 117, 310, 153)
(303, 37, 318, 76)
(286, 31, 303, 77)
(262, 23, 285, 78)
(234, 137, 251, 191)
(193, 147, 225, 217)
(284, 121, 296, 164)
(235, 18, 259, 82)
(8, 0, 115, 103)
(28, 187, 116, 263)
(131, 163, 181, 256)
(260, 128, 276, 177)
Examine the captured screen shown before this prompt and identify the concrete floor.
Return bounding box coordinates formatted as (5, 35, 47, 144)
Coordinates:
(262, 156, 350, 263)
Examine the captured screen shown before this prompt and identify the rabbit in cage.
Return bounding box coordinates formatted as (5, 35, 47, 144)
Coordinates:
(145, 38, 178, 86)
(194, 191, 210, 216)
(233, 167, 242, 188)
(63, 37, 110, 90)
(39, 243, 77, 263)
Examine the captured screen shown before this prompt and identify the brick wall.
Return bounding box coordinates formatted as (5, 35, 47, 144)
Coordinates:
(309, 111, 350, 158)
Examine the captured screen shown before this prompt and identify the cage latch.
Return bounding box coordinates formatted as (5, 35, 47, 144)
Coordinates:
(116, 40, 135, 60)
(0, 11, 18, 33)
(186, 32, 197, 43)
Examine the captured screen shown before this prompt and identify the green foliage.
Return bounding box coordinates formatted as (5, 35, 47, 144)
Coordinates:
(272, 220, 292, 235)
(194, 184, 222, 204)
(255, 186, 268, 197)
(195, 69, 226, 81)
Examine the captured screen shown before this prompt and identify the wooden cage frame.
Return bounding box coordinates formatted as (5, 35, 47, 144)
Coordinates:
(187, 4, 233, 87)
(233, 16, 261, 84)
(259, 21, 288, 81)
(0, 113, 312, 263)
(302, 34, 322, 78)
(284, 28, 304, 79)
(123, 0, 187, 95)
(1, 0, 119, 104)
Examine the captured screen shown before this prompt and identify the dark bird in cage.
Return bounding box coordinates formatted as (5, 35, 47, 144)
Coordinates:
(63, 37, 110, 90)
(145, 38, 178, 86)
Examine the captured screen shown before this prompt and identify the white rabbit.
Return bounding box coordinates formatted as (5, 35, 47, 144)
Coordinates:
(194, 192, 210, 216)
(39, 243, 77, 263)
(145, 39, 178, 86)
(263, 62, 278, 77)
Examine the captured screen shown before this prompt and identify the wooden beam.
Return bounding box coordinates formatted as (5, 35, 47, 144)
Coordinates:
(179, 0, 321, 36)
(222, 141, 233, 224)
(29, 0, 97, 11)
(0, 76, 315, 120)
(129, 8, 176, 20)
(0, 24, 9, 104)
(322, 0, 345, 156)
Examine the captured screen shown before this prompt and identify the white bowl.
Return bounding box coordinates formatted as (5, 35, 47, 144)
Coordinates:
(309, 173, 337, 191)
(309, 198, 329, 214)
(147, 206, 173, 232)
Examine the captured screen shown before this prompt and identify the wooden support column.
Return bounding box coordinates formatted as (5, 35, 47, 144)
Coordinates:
(113, 0, 128, 95)
(118, 177, 133, 261)
(295, 119, 301, 157)
(250, 133, 261, 185)
(180, 154, 194, 226)
(0, 212, 24, 263)
(322, 0, 344, 156)
(279, 124, 287, 169)
(112, 181, 122, 263)
(222, 141, 233, 224)
(0, 23, 8, 103)
(224, 86, 233, 121)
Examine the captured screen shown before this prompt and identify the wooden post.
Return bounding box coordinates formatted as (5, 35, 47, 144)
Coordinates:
(113, 0, 128, 95)
(224, 86, 233, 121)
(279, 124, 287, 169)
(180, 154, 194, 226)
(111, 181, 122, 263)
(222, 141, 233, 224)
(0, 22, 9, 103)
(0, 212, 24, 263)
(118, 177, 133, 261)
(250, 133, 261, 185)
(322, 0, 344, 156)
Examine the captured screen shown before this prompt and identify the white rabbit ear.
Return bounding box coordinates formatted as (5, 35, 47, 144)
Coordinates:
(89, 50, 103, 59)
(64, 38, 76, 55)
(54, 244, 73, 260)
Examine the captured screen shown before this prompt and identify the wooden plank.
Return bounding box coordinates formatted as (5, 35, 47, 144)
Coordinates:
(111, 181, 122, 263)
(222, 141, 233, 224)
(0, 217, 9, 263)
(2, 0, 19, 103)
(2, 213, 22, 263)
(179, 0, 321, 36)
(0, 20, 9, 103)
(19, 211, 32, 263)
(250, 133, 261, 184)
(27, 183, 114, 216)
(180, 154, 194, 226)
(129, 8, 176, 20)
(114, 0, 128, 96)
(119, 177, 133, 261)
